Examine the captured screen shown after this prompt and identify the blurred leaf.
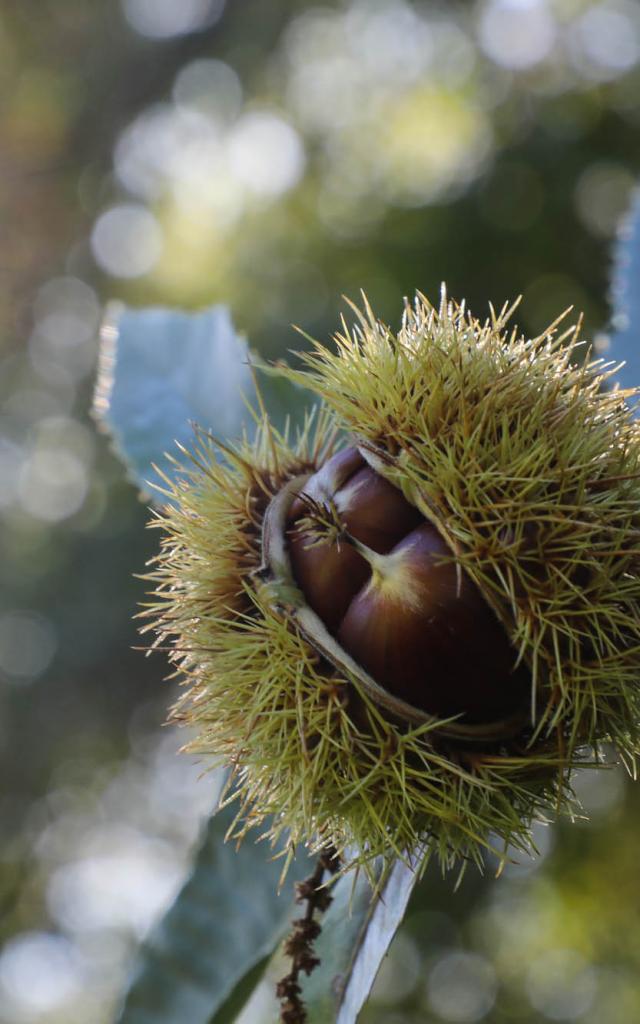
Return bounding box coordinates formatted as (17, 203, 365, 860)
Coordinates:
(116, 804, 313, 1024)
(93, 303, 312, 499)
(301, 855, 422, 1024)
(609, 189, 640, 401)
(207, 954, 270, 1024)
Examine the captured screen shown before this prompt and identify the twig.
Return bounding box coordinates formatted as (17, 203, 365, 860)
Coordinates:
(276, 847, 341, 1023)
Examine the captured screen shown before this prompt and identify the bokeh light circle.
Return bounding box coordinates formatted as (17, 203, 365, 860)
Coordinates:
(91, 204, 163, 278)
(121, 0, 225, 39)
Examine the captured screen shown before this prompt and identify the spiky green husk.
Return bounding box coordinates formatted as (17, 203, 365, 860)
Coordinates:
(147, 428, 564, 879)
(146, 291, 640, 878)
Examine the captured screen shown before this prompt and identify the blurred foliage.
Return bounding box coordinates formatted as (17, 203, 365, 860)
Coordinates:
(94, 303, 313, 497)
(608, 189, 640, 393)
(116, 802, 314, 1024)
(1, 0, 640, 1022)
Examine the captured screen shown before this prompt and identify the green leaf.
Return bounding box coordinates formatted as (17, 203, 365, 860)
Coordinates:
(609, 188, 640, 402)
(300, 855, 423, 1024)
(93, 303, 312, 498)
(115, 804, 313, 1024)
(207, 954, 270, 1024)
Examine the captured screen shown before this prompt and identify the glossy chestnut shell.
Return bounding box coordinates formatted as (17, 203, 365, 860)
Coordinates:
(286, 447, 530, 726)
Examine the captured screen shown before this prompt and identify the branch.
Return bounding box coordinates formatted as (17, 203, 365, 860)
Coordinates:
(276, 847, 341, 1024)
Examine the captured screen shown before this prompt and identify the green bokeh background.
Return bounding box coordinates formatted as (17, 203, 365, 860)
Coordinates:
(1, 1, 640, 1022)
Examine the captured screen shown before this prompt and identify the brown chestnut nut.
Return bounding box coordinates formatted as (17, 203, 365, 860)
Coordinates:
(287, 446, 529, 725)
